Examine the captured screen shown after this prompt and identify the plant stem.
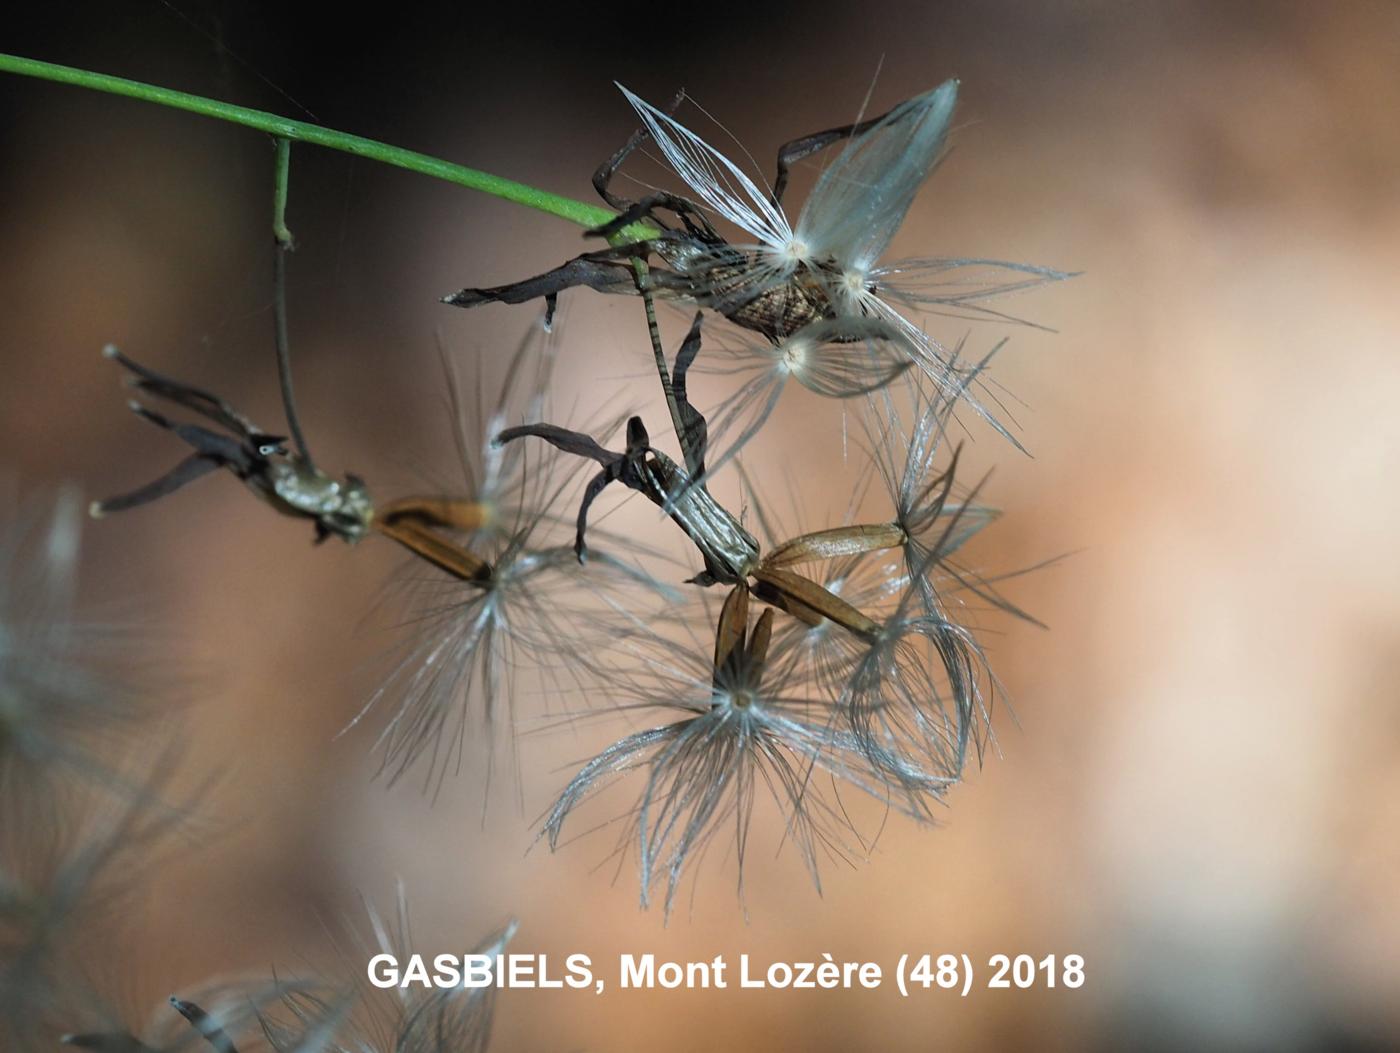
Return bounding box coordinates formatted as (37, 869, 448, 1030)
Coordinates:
(0, 53, 660, 241)
(632, 258, 688, 463)
(270, 138, 313, 467)
(272, 137, 294, 249)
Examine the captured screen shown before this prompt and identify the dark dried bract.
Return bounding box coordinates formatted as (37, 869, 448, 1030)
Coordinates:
(90, 347, 373, 544)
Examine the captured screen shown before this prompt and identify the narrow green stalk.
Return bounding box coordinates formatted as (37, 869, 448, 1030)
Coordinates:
(0, 53, 660, 241)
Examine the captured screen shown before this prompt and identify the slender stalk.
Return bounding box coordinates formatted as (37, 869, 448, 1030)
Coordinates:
(270, 138, 313, 467)
(631, 258, 688, 462)
(272, 136, 294, 249)
(0, 53, 660, 241)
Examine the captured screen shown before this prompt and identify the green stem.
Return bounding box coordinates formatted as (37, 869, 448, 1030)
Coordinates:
(0, 53, 659, 241)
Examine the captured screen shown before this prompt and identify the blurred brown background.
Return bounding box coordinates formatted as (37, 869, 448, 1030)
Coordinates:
(3, 1, 1399, 1049)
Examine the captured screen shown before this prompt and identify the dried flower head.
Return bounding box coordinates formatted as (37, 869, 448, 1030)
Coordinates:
(620, 82, 1067, 335)
(36, 62, 1067, 930)
(448, 81, 1069, 445)
(90, 347, 374, 545)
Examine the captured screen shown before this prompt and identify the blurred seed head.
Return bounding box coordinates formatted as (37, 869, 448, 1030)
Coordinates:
(256, 886, 515, 1053)
(0, 485, 156, 802)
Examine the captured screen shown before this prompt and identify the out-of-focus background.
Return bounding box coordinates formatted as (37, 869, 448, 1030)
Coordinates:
(3, 1, 1398, 1049)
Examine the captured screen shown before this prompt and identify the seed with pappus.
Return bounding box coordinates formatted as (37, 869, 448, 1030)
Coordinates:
(352, 315, 681, 793)
(541, 585, 963, 916)
(864, 384, 1046, 628)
